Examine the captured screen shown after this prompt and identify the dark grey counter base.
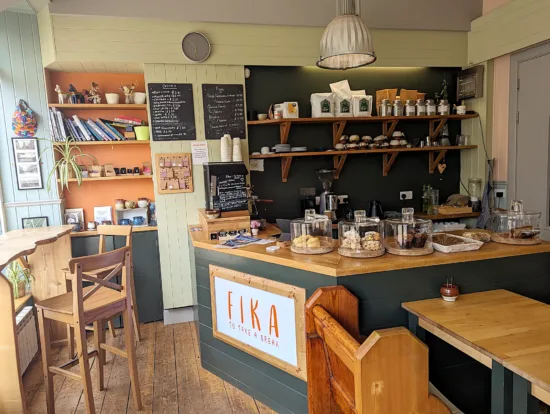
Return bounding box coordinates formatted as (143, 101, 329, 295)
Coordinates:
(194, 247, 550, 414)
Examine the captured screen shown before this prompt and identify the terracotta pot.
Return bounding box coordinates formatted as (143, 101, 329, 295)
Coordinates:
(15, 281, 27, 299)
(440, 284, 459, 302)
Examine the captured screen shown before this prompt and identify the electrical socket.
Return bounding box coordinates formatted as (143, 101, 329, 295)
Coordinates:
(496, 189, 506, 199)
(400, 191, 413, 200)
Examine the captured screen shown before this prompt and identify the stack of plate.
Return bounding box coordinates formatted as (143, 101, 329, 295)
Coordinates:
(291, 147, 307, 152)
(273, 144, 291, 153)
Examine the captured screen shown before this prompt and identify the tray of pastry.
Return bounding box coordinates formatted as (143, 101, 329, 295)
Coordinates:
(432, 233, 483, 254)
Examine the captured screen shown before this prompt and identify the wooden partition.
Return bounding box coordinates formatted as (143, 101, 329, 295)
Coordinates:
(305, 286, 450, 414)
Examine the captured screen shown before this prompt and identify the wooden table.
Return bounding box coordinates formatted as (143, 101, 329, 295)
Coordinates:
(0, 226, 73, 414)
(403, 290, 550, 414)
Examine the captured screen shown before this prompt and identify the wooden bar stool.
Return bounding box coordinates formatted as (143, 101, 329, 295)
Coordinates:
(64, 225, 141, 357)
(36, 247, 142, 414)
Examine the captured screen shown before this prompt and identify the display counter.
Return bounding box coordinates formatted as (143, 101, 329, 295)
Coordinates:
(190, 226, 550, 414)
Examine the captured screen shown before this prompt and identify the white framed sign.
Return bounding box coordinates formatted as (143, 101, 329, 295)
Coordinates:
(209, 265, 307, 380)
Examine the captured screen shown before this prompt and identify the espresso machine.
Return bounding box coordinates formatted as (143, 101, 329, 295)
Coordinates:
(316, 168, 338, 221)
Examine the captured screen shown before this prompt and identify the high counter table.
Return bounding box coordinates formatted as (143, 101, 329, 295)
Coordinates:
(0, 225, 73, 414)
(190, 227, 550, 414)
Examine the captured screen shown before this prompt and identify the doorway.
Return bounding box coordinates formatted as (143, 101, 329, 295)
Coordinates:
(509, 42, 550, 240)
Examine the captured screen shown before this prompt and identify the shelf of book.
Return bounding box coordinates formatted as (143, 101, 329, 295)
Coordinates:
(59, 175, 153, 183)
(53, 140, 150, 146)
(48, 104, 148, 110)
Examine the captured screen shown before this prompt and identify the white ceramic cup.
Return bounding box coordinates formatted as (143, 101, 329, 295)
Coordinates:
(105, 93, 120, 104)
(261, 146, 270, 154)
(457, 106, 467, 115)
(133, 92, 147, 105)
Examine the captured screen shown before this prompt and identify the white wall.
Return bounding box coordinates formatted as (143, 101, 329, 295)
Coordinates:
(0, 11, 62, 232)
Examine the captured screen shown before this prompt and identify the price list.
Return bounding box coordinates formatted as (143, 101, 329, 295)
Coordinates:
(148, 83, 196, 141)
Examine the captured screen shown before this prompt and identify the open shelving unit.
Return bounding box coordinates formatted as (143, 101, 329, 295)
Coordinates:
(53, 140, 150, 146)
(59, 175, 153, 183)
(48, 103, 148, 110)
(248, 114, 479, 182)
(415, 212, 481, 220)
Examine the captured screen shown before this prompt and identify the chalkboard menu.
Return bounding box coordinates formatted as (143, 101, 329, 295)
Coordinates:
(148, 83, 196, 141)
(202, 84, 246, 140)
(214, 174, 248, 212)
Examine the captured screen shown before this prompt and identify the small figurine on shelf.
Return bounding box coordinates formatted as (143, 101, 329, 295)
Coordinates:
(120, 82, 137, 104)
(81, 88, 89, 103)
(54, 85, 67, 104)
(68, 84, 78, 104)
(88, 82, 102, 104)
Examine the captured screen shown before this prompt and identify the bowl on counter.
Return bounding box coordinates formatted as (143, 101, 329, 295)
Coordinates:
(257, 114, 268, 121)
(205, 209, 221, 219)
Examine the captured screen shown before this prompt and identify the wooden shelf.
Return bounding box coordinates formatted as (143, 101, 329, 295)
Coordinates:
(70, 226, 158, 238)
(48, 103, 147, 110)
(59, 175, 153, 183)
(415, 212, 481, 220)
(14, 293, 31, 314)
(53, 140, 150, 146)
(250, 146, 477, 182)
(247, 114, 479, 125)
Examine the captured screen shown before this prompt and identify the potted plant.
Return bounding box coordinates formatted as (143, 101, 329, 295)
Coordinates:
(251, 220, 261, 236)
(40, 137, 97, 192)
(5, 261, 34, 299)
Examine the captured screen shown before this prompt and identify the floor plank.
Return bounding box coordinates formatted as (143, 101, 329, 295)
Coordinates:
(24, 322, 279, 414)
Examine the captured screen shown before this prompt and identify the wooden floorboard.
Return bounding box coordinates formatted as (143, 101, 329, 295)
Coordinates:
(24, 322, 275, 414)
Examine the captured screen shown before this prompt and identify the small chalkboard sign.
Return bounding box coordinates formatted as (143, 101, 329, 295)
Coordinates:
(202, 84, 246, 140)
(148, 83, 196, 141)
(214, 174, 248, 212)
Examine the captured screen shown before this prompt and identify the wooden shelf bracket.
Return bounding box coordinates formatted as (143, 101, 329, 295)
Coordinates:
(281, 158, 293, 183)
(280, 122, 292, 144)
(333, 155, 347, 179)
(429, 118, 448, 141)
(383, 120, 399, 138)
(332, 121, 347, 146)
(383, 152, 399, 176)
(429, 150, 447, 174)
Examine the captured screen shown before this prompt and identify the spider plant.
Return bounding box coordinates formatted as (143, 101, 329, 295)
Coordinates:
(39, 137, 97, 192)
(4, 261, 34, 299)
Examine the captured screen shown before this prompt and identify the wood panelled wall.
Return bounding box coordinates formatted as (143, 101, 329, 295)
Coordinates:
(469, 0, 550, 64)
(144, 64, 248, 309)
(0, 11, 62, 233)
(38, 10, 468, 68)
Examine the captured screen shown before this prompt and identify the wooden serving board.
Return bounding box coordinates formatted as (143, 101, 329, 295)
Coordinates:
(491, 233, 541, 245)
(338, 247, 386, 258)
(385, 241, 434, 256)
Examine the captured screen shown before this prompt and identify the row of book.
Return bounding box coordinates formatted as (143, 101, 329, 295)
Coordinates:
(48, 108, 144, 142)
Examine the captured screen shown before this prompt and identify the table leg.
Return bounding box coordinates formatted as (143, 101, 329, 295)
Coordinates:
(408, 313, 425, 342)
(492, 361, 513, 414)
(512, 373, 538, 414)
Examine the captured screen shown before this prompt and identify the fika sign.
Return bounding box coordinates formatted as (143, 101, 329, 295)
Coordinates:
(210, 266, 307, 380)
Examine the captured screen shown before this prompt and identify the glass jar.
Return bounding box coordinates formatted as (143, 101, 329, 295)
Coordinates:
(426, 99, 437, 116)
(468, 178, 482, 212)
(490, 201, 541, 245)
(427, 189, 440, 215)
(291, 210, 333, 254)
(437, 99, 450, 115)
(393, 100, 404, 116)
(379, 99, 392, 117)
(405, 100, 416, 117)
(338, 216, 384, 258)
(383, 208, 434, 256)
(416, 99, 427, 116)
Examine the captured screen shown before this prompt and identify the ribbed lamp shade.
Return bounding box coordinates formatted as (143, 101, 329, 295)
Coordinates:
(317, 0, 376, 70)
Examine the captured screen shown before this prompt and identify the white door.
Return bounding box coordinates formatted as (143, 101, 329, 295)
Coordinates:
(511, 44, 550, 240)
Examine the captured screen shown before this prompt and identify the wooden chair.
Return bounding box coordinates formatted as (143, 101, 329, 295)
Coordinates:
(64, 225, 141, 357)
(36, 247, 142, 414)
(306, 286, 451, 414)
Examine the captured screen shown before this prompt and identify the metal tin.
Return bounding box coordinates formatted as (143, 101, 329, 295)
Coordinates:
(405, 100, 416, 116)
(392, 100, 404, 116)
(426, 99, 437, 116)
(415, 99, 426, 116)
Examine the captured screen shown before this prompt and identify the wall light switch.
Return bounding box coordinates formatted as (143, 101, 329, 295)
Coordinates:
(400, 191, 413, 200)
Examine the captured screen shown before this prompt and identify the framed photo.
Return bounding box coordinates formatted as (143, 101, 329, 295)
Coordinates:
(12, 137, 42, 190)
(64, 208, 84, 225)
(21, 217, 49, 229)
(94, 206, 113, 224)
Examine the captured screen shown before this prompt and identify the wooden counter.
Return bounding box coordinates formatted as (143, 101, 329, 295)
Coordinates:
(190, 226, 550, 277)
(70, 226, 158, 238)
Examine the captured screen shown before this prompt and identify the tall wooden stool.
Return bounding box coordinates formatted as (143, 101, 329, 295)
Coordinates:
(64, 225, 141, 357)
(36, 247, 142, 414)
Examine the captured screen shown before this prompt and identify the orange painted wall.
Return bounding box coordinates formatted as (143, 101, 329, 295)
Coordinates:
(45, 71, 154, 224)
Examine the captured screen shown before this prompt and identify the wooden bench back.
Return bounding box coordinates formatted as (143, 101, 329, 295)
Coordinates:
(306, 286, 450, 414)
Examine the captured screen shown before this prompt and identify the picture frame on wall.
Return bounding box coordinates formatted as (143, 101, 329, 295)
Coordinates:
(64, 208, 84, 225)
(21, 217, 49, 229)
(11, 137, 43, 190)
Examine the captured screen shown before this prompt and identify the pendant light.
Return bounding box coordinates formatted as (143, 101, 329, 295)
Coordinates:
(317, 0, 376, 70)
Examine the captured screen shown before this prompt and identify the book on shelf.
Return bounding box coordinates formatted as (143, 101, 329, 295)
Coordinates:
(72, 115, 93, 141)
(114, 116, 143, 126)
(85, 119, 106, 141)
(96, 119, 120, 141)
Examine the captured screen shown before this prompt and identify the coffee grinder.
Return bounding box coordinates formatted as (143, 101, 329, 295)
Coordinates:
(316, 168, 338, 221)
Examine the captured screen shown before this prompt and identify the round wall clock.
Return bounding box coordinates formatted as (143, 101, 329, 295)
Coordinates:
(182, 32, 211, 63)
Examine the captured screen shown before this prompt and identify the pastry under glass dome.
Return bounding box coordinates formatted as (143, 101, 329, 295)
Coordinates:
(491, 200, 541, 245)
(338, 210, 385, 258)
(383, 208, 434, 256)
(290, 210, 334, 255)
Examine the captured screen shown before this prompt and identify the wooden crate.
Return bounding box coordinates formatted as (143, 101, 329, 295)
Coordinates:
(198, 209, 250, 243)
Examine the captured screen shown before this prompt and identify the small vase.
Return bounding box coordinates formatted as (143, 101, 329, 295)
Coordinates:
(15, 281, 26, 299)
(252, 228, 259, 236)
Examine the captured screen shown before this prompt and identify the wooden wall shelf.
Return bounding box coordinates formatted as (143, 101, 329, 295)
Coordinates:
(59, 175, 153, 183)
(48, 104, 148, 110)
(13, 293, 31, 314)
(250, 146, 477, 182)
(415, 212, 481, 220)
(53, 141, 150, 146)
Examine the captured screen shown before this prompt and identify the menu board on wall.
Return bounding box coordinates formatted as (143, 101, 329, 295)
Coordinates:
(148, 83, 196, 141)
(202, 84, 246, 140)
(214, 174, 248, 212)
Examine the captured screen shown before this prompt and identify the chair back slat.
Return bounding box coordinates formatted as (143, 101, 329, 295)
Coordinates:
(97, 225, 132, 253)
(69, 247, 128, 274)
